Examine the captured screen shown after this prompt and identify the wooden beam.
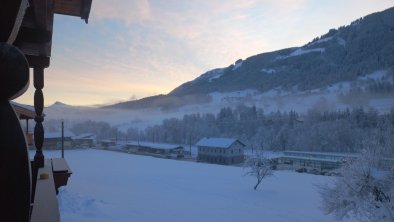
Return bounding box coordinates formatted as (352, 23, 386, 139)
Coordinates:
(32, 0, 54, 31)
(53, 0, 92, 23)
(14, 0, 54, 67)
(54, 0, 81, 16)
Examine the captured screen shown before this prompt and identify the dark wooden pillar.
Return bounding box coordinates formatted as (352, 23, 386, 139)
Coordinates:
(33, 67, 45, 168)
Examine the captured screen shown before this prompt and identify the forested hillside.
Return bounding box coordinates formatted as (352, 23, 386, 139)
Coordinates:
(170, 7, 394, 96)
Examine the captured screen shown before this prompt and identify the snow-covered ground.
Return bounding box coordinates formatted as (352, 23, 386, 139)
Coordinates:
(41, 149, 356, 222)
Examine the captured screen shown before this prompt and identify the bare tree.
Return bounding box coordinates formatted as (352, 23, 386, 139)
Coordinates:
(244, 152, 273, 190)
(320, 143, 394, 222)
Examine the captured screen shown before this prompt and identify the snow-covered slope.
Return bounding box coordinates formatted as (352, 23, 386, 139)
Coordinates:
(40, 149, 357, 222)
(43, 69, 394, 132)
(196, 68, 226, 82)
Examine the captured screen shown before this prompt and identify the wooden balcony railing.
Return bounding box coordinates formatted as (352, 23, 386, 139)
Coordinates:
(30, 158, 72, 222)
(30, 160, 61, 222)
(1, 1, 91, 221)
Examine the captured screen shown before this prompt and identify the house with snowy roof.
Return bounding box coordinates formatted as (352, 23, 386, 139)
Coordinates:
(196, 137, 245, 165)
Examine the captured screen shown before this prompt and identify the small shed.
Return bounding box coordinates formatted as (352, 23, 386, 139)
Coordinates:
(196, 137, 245, 165)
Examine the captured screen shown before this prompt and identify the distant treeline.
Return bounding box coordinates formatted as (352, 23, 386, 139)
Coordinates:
(122, 106, 394, 154)
(62, 105, 394, 154)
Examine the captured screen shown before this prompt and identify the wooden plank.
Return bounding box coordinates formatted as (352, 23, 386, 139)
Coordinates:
(30, 160, 60, 222)
(52, 158, 72, 173)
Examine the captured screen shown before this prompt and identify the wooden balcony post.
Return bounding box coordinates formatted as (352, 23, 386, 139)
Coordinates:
(0, 42, 31, 222)
(34, 67, 45, 168)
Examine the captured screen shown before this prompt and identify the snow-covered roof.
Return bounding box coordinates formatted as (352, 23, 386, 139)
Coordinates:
(44, 131, 75, 139)
(10, 101, 35, 112)
(283, 150, 359, 158)
(10, 101, 36, 119)
(126, 141, 183, 150)
(72, 133, 96, 140)
(196, 137, 244, 149)
(281, 155, 341, 163)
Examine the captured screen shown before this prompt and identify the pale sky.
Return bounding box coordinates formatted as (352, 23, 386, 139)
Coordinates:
(15, 0, 394, 106)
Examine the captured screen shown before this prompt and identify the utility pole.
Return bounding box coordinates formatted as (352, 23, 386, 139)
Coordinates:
(189, 134, 192, 157)
(61, 120, 64, 158)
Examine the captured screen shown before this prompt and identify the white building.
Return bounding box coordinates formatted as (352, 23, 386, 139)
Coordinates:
(196, 137, 245, 165)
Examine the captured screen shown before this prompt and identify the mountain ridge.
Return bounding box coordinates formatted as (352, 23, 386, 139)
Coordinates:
(103, 7, 394, 110)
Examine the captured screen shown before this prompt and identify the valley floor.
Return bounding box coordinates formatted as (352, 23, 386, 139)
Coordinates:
(44, 149, 356, 222)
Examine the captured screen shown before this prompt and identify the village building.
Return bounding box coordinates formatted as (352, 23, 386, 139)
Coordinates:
(72, 133, 96, 147)
(251, 150, 394, 175)
(196, 137, 245, 165)
(125, 141, 185, 158)
(276, 150, 358, 173)
(100, 139, 117, 148)
(43, 131, 75, 149)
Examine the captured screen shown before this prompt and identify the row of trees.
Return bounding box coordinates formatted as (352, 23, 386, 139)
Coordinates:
(123, 106, 394, 154)
(50, 105, 393, 155)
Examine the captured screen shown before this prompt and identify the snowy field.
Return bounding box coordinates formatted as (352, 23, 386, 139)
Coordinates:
(41, 149, 356, 222)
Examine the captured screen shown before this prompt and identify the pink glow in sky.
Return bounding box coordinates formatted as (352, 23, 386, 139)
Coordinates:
(15, 0, 394, 106)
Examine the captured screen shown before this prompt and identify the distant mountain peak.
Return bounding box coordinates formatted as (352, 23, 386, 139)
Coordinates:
(49, 101, 72, 108)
